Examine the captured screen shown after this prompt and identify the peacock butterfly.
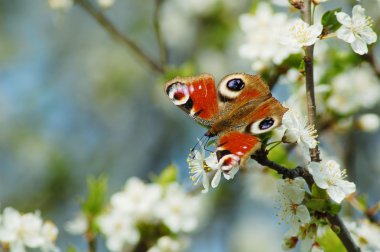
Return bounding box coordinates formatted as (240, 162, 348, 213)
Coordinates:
(165, 73, 287, 173)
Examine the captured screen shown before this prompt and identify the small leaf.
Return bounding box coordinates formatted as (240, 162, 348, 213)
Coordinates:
(327, 202, 342, 215)
(81, 175, 108, 217)
(305, 199, 327, 211)
(153, 164, 178, 186)
(311, 184, 328, 199)
(321, 8, 342, 35)
(317, 226, 346, 252)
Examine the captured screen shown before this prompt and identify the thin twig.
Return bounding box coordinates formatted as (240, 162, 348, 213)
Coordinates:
(75, 0, 165, 74)
(153, 0, 168, 65)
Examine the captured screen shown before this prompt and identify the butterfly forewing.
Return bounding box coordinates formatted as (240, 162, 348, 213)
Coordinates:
(165, 74, 219, 126)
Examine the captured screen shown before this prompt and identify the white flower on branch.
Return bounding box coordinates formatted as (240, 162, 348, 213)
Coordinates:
(345, 219, 380, 251)
(281, 19, 323, 48)
(187, 142, 219, 193)
(308, 160, 356, 203)
(327, 63, 380, 115)
(0, 207, 59, 252)
(147, 236, 188, 252)
(64, 213, 88, 235)
(281, 106, 318, 158)
(239, 3, 300, 71)
(156, 183, 202, 233)
(97, 209, 140, 251)
(110, 177, 162, 221)
(276, 178, 311, 235)
(335, 5, 377, 55)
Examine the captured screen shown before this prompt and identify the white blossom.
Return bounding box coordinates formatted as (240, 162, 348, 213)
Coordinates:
(97, 209, 140, 252)
(40, 222, 59, 252)
(346, 219, 380, 251)
(147, 236, 188, 252)
(281, 19, 323, 48)
(155, 183, 202, 233)
(308, 160, 356, 203)
(0, 207, 59, 252)
(64, 213, 88, 235)
(281, 106, 318, 158)
(335, 5, 377, 55)
(327, 64, 380, 115)
(187, 142, 219, 193)
(48, 0, 73, 10)
(110, 177, 162, 221)
(356, 113, 380, 132)
(239, 3, 300, 71)
(276, 178, 311, 235)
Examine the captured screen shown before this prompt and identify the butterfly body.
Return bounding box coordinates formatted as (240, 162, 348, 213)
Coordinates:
(165, 73, 287, 172)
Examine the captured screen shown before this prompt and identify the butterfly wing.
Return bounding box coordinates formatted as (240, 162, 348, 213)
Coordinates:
(165, 74, 219, 126)
(217, 73, 271, 106)
(210, 73, 288, 135)
(216, 131, 261, 171)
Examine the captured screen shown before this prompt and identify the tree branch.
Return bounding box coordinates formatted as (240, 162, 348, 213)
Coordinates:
(75, 0, 165, 74)
(253, 148, 360, 252)
(153, 0, 168, 65)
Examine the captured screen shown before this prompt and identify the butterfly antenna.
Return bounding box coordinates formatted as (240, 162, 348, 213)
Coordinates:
(189, 134, 206, 158)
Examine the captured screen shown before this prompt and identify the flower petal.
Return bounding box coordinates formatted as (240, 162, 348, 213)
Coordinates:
(335, 12, 352, 27)
(352, 5, 365, 19)
(336, 180, 356, 195)
(211, 169, 221, 188)
(201, 173, 210, 193)
(359, 27, 377, 44)
(337, 27, 355, 43)
(296, 205, 311, 224)
(327, 186, 346, 203)
(351, 38, 368, 55)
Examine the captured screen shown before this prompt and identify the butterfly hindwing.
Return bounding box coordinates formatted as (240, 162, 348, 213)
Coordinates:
(216, 131, 261, 170)
(165, 74, 219, 126)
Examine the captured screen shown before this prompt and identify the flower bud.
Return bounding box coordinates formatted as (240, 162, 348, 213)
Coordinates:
(289, 0, 304, 9)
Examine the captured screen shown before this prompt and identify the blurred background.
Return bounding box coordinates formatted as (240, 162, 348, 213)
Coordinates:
(0, 0, 379, 251)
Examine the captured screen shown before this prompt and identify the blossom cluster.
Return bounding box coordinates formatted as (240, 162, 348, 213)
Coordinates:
(187, 142, 239, 193)
(0, 207, 59, 252)
(239, 4, 377, 72)
(67, 177, 203, 252)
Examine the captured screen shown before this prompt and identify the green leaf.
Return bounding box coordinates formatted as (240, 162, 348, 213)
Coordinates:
(81, 175, 108, 217)
(311, 184, 328, 199)
(267, 144, 297, 168)
(153, 164, 178, 186)
(327, 202, 342, 215)
(321, 8, 342, 34)
(282, 53, 303, 69)
(317, 227, 346, 252)
(305, 199, 327, 211)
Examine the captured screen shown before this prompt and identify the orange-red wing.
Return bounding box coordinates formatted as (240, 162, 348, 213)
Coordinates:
(165, 74, 219, 126)
(216, 131, 261, 169)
